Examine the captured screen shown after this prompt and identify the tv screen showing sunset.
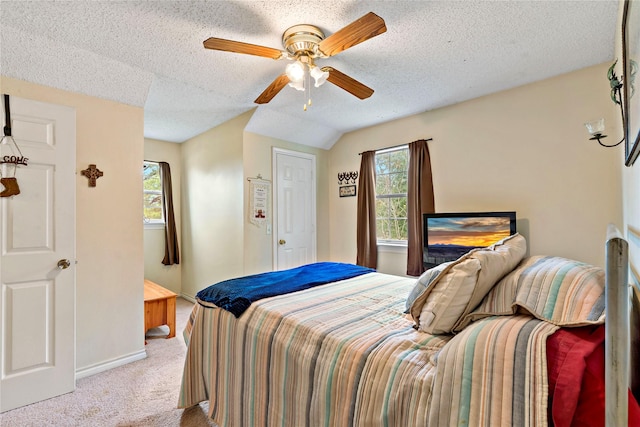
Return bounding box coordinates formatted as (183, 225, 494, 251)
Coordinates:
(426, 216, 512, 261)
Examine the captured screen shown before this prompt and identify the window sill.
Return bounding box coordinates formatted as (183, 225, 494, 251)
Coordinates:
(144, 223, 165, 230)
(377, 242, 408, 254)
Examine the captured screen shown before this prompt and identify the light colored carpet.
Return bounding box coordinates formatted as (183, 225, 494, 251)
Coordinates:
(0, 297, 218, 427)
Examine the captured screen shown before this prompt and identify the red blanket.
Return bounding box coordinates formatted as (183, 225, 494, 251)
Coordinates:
(547, 325, 640, 426)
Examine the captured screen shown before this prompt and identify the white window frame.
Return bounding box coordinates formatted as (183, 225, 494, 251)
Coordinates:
(143, 161, 165, 228)
(375, 145, 409, 247)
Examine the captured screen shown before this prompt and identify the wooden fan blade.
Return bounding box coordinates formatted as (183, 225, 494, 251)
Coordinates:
(255, 74, 290, 104)
(317, 12, 386, 57)
(203, 37, 284, 59)
(323, 67, 374, 99)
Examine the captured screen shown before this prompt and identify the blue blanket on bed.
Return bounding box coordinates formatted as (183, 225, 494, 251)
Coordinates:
(196, 262, 375, 317)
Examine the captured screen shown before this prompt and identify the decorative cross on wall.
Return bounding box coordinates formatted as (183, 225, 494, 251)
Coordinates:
(81, 164, 104, 187)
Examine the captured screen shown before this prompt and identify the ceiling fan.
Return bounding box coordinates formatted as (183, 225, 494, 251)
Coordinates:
(203, 12, 386, 105)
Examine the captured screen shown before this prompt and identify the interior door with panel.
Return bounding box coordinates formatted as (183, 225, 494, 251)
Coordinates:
(273, 148, 316, 271)
(0, 96, 76, 412)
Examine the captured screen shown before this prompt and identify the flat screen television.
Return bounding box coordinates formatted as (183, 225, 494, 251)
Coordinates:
(423, 211, 517, 268)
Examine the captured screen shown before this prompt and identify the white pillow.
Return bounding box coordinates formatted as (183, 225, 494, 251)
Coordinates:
(451, 233, 528, 331)
(404, 262, 452, 313)
(416, 257, 482, 334)
(409, 233, 527, 334)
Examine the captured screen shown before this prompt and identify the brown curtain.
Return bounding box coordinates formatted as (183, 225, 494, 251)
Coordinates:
(356, 151, 377, 268)
(159, 162, 180, 265)
(406, 140, 435, 276)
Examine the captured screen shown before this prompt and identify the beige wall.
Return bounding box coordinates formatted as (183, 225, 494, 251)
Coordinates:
(329, 62, 622, 271)
(143, 138, 182, 294)
(179, 111, 249, 299)
(179, 121, 331, 297)
(0, 76, 145, 371)
(242, 131, 330, 275)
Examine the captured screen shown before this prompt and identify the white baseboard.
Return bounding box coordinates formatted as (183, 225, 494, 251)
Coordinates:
(75, 349, 147, 380)
(180, 293, 196, 303)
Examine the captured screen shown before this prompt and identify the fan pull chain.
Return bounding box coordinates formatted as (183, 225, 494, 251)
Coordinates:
(303, 69, 309, 111)
(308, 71, 312, 108)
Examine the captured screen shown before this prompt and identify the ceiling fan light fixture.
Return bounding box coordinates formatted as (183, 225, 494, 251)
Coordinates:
(288, 79, 305, 91)
(204, 12, 386, 104)
(310, 65, 329, 87)
(285, 61, 305, 82)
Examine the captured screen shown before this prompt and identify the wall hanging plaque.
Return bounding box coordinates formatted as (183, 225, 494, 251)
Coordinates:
(247, 174, 271, 226)
(1, 94, 28, 197)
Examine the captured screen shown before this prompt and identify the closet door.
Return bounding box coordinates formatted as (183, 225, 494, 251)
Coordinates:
(273, 148, 316, 270)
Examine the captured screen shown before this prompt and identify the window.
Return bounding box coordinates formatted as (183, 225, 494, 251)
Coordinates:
(375, 146, 409, 244)
(143, 161, 164, 225)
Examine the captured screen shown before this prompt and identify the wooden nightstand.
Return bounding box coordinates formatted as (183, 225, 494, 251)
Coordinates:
(144, 279, 177, 341)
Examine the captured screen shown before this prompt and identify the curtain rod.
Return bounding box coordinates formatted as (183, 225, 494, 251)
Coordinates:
(358, 138, 433, 155)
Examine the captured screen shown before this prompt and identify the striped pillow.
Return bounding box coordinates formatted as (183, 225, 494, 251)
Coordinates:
(458, 256, 606, 329)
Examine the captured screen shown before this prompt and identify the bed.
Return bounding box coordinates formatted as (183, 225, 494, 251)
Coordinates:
(178, 230, 640, 426)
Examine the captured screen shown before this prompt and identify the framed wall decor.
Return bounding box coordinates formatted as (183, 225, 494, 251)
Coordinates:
(247, 176, 271, 225)
(339, 185, 356, 197)
(623, 0, 640, 166)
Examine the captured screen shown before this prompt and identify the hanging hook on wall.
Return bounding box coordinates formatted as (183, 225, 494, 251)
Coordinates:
(338, 171, 359, 185)
(337, 171, 358, 185)
(337, 172, 346, 185)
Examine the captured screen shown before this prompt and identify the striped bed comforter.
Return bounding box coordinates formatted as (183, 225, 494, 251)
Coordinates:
(178, 272, 558, 427)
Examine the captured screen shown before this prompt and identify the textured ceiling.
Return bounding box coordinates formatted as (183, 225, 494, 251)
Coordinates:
(0, 1, 618, 149)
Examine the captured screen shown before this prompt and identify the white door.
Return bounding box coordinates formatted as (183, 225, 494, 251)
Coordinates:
(0, 96, 76, 412)
(273, 148, 316, 270)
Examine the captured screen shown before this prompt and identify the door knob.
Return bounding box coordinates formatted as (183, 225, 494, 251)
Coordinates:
(278, 239, 286, 245)
(57, 259, 71, 270)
